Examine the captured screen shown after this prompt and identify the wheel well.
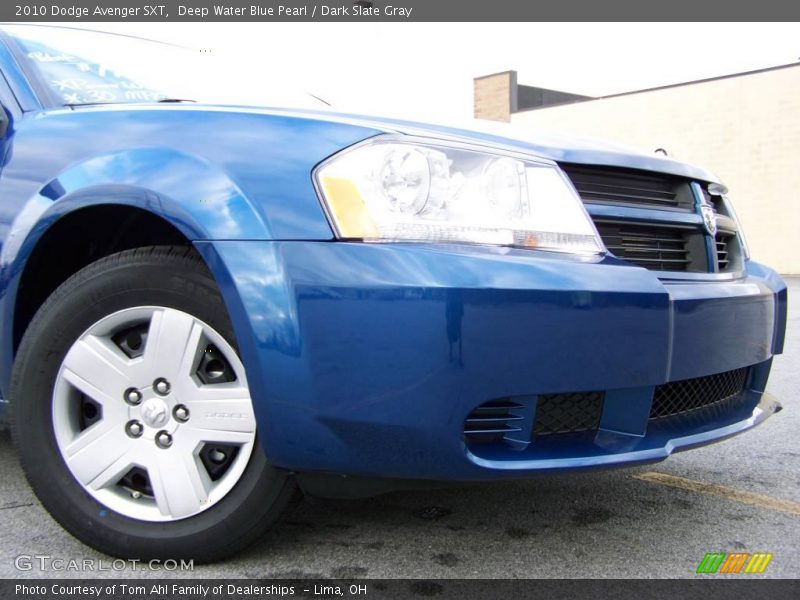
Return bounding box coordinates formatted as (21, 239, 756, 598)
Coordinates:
(14, 205, 191, 351)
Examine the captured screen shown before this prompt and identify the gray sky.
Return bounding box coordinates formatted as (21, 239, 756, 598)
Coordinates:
(72, 22, 800, 121)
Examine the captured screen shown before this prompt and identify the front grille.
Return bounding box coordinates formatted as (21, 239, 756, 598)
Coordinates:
(716, 234, 732, 271)
(562, 165, 712, 273)
(650, 368, 749, 420)
(562, 165, 693, 211)
(463, 399, 526, 443)
(594, 221, 697, 272)
(534, 392, 604, 436)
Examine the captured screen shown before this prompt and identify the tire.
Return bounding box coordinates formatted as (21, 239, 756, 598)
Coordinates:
(11, 246, 296, 562)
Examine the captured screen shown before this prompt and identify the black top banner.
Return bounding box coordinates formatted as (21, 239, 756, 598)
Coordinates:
(3, 0, 800, 22)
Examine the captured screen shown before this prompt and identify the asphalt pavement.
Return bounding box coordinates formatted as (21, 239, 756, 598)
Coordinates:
(1, 278, 798, 580)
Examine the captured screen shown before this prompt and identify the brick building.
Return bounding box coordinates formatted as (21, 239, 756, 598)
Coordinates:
(474, 66, 800, 274)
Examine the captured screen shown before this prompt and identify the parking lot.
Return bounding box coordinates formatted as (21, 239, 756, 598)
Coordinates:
(1, 278, 797, 580)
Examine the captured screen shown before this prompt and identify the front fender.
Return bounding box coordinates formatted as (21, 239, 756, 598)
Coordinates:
(6, 147, 272, 252)
(0, 147, 277, 393)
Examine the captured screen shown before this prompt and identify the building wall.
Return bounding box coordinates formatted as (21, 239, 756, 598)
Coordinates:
(474, 71, 515, 122)
(511, 65, 800, 274)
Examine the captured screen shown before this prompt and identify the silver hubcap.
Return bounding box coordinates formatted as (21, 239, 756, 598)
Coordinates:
(52, 306, 256, 522)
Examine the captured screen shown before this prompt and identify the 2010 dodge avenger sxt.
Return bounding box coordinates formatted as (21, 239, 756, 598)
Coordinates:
(0, 26, 786, 561)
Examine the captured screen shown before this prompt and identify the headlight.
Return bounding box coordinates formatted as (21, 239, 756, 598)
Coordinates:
(314, 137, 603, 254)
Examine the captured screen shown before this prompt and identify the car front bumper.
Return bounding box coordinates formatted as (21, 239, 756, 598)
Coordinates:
(198, 241, 787, 480)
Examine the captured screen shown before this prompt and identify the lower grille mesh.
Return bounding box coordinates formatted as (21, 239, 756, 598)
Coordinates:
(534, 392, 604, 436)
(465, 368, 750, 448)
(650, 368, 749, 420)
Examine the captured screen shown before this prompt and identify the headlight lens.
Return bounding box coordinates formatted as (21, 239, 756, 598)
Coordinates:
(315, 138, 602, 254)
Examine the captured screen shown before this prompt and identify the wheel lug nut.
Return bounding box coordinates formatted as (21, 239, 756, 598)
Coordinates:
(124, 388, 142, 405)
(173, 405, 190, 422)
(153, 378, 170, 395)
(125, 420, 143, 438)
(155, 430, 173, 449)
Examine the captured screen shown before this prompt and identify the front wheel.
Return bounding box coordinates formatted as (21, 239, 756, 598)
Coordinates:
(12, 246, 295, 561)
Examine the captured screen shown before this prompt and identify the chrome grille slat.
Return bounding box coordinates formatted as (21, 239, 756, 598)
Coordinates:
(463, 400, 528, 443)
(607, 236, 688, 244)
(606, 246, 689, 255)
(579, 189, 678, 205)
(715, 235, 733, 271)
(471, 402, 524, 413)
(622, 257, 691, 264)
(464, 425, 523, 435)
(465, 414, 525, 423)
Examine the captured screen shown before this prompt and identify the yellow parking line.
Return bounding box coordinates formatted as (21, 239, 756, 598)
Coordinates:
(633, 472, 800, 517)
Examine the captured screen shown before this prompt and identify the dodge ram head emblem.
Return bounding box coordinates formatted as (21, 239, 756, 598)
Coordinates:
(141, 398, 170, 428)
(701, 204, 717, 236)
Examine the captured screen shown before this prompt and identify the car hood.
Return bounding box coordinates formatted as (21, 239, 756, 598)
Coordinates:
(268, 106, 723, 184)
(73, 103, 723, 185)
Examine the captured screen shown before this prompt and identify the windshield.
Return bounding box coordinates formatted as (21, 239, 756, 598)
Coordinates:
(2, 24, 327, 109)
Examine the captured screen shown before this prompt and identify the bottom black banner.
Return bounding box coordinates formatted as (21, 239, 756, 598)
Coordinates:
(3, 579, 799, 600)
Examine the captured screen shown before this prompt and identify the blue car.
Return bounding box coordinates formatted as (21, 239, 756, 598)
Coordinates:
(0, 25, 786, 562)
